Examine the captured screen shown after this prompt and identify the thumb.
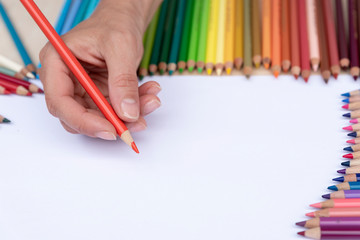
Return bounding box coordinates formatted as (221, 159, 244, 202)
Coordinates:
(104, 41, 141, 122)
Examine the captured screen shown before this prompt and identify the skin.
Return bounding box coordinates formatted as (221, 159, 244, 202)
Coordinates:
(39, 0, 163, 141)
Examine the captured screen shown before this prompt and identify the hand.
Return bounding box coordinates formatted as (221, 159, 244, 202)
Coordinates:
(39, 0, 162, 140)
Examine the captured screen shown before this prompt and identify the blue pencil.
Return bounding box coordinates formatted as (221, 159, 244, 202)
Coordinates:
(0, 2, 35, 73)
(60, 0, 82, 35)
(83, 0, 100, 20)
(55, 0, 73, 33)
(71, 0, 91, 28)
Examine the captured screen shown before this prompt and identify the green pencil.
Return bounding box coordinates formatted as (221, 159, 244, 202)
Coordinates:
(186, 0, 203, 72)
(168, 0, 187, 75)
(243, 0, 252, 77)
(177, 0, 195, 73)
(149, 0, 169, 75)
(139, 7, 161, 79)
(158, 0, 177, 75)
(196, 0, 210, 73)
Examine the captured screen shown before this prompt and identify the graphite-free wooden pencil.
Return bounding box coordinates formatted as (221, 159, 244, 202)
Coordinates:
(196, 0, 210, 73)
(215, 0, 226, 75)
(187, 0, 201, 73)
(349, 0, 360, 79)
(298, 0, 311, 82)
(205, 0, 220, 75)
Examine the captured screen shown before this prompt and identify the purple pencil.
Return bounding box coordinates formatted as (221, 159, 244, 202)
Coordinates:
(323, 190, 360, 199)
(335, 0, 349, 68)
(296, 217, 360, 230)
(349, 0, 360, 79)
(298, 228, 360, 239)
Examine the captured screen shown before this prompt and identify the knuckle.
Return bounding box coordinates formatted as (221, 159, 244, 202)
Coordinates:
(111, 74, 139, 89)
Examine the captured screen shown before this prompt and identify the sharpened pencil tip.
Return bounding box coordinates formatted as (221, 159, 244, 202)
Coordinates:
(131, 142, 139, 154)
(343, 153, 354, 159)
(334, 73, 338, 79)
(342, 93, 351, 97)
(343, 146, 353, 152)
(297, 231, 305, 236)
(3, 118, 10, 123)
(216, 69, 222, 76)
(341, 161, 350, 166)
(328, 185, 338, 191)
(197, 68, 203, 73)
(169, 70, 174, 76)
(337, 169, 346, 174)
(304, 78, 309, 83)
(343, 126, 353, 131)
(347, 139, 356, 144)
(254, 63, 260, 69)
(305, 212, 315, 217)
(226, 68, 232, 75)
(264, 63, 270, 69)
(322, 193, 330, 199)
(342, 104, 349, 109)
(26, 92, 32, 96)
(310, 202, 321, 208)
(207, 69, 213, 75)
(188, 67, 194, 73)
(273, 71, 279, 78)
(333, 176, 344, 182)
(159, 69, 164, 75)
(348, 132, 357, 137)
(343, 113, 351, 118)
(343, 98, 350, 103)
(294, 75, 298, 79)
(295, 221, 306, 227)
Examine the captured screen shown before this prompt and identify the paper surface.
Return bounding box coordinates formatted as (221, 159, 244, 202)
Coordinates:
(0, 74, 358, 240)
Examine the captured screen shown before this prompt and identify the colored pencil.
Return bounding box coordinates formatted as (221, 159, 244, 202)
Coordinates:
(343, 96, 360, 104)
(343, 111, 360, 119)
(205, 0, 219, 75)
(271, 0, 281, 78)
(21, 0, 138, 153)
(158, 0, 177, 75)
(298, 0, 311, 82)
(186, 0, 201, 73)
(243, 0, 252, 77)
(71, 0, 91, 28)
(54, 0, 72, 34)
(290, 0, 300, 78)
(341, 160, 360, 167)
(234, 0, 244, 70)
(0, 66, 27, 81)
(333, 174, 360, 182)
(280, 0, 290, 73)
(83, 0, 99, 21)
(0, 86, 11, 95)
(298, 228, 360, 240)
(139, 8, 161, 79)
(347, 137, 360, 144)
(60, 0, 82, 35)
(322, 0, 340, 78)
(306, 0, 320, 72)
(311, 199, 360, 208)
(336, 0, 349, 68)
(215, 0, 226, 75)
(224, 0, 235, 75)
(343, 102, 360, 111)
(358, 0, 360, 79)
(338, 166, 360, 174)
(262, 0, 271, 69)
(168, 0, 186, 75)
(196, 0, 210, 73)
(328, 182, 360, 191)
(177, 0, 194, 73)
(316, 0, 331, 82)
(342, 90, 360, 98)
(0, 2, 36, 74)
(251, 0, 261, 68)
(149, 0, 169, 75)
(0, 54, 35, 79)
(323, 190, 360, 199)
(344, 125, 360, 132)
(306, 208, 360, 217)
(297, 217, 360, 230)
(0, 115, 10, 123)
(0, 78, 31, 96)
(349, 0, 360, 79)
(0, 72, 42, 93)
(343, 152, 360, 159)
(348, 132, 360, 138)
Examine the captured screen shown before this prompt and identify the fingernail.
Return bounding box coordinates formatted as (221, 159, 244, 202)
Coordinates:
(121, 98, 139, 120)
(127, 122, 147, 132)
(147, 85, 162, 95)
(143, 100, 161, 115)
(95, 131, 117, 141)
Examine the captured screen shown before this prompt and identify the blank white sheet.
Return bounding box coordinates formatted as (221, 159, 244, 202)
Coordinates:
(0, 74, 358, 240)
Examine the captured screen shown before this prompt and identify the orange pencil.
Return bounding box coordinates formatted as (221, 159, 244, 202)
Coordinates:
(262, 0, 271, 69)
(281, 0, 291, 72)
(271, 0, 281, 78)
(289, 0, 301, 78)
(21, 0, 139, 153)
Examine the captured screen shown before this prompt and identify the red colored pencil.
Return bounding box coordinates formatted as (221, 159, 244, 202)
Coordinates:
(0, 78, 31, 96)
(0, 85, 10, 95)
(297, 0, 311, 82)
(0, 72, 43, 93)
(20, 0, 138, 153)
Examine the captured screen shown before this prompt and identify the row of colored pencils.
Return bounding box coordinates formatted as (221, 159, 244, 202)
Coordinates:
(294, 90, 360, 239)
(138, 0, 360, 83)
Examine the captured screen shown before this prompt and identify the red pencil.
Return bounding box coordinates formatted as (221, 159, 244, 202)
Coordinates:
(0, 85, 11, 95)
(20, 0, 138, 153)
(0, 78, 31, 96)
(297, 0, 311, 82)
(0, 72, 43, 93)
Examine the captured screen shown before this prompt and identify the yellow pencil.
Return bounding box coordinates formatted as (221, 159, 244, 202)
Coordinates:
(206, 0, 220, 75)
(215, 0, 226, 75)
(224, 0, 235, 75)
(234, 0, 244, 70)
(262, 0, 271, 69)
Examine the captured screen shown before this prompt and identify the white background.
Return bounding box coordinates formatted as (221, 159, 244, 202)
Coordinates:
(0, 0, 358, 239)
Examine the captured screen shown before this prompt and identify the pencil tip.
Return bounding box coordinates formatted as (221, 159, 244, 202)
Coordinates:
(304, 77, 309, 83)
(341, 161, 350, 166)
(343, 146, 353, 152)
(348, 132, 357, 138)
(197, 68, 203, 73)
(350, 119, 358, 124)
(3, 118, 10, 123)
(226, 68, 232, 75)
(131, 142, 139, 154)
(159, 69, 164, 75)
(273, 71, 279, 78)
(264, 63, 270, 69)
(169, 70, 174, 76)
(310, 202, 321, 208)
(295, 221, 306, 227)
(26, 92, 32, 96)
(139, 75, 144, 80)
(255, 63, 260, 68)
(38, 88, 44, 93)
(313, 65, 319, 72)
(343, 153, 354, 159)
(343, 113, 351, 118)
(342, 104, 349, 109)
(297, 231, 305, 236)
(342, 98, 349, 103)
(207, 69, 213, 75)
(328, 185, 338, 191)
(178, 68, 184, 74)
(354, 76, 358, 81)
(216, 69, 222, 76)
(333, 176, 344, 182)
(188, 67, 194, 73)
(322, 193, 330, 199)
(337, 169, 346, 174)
(343, 126, 353, 131)
(305, 212, 315, 217)
(294, 75, 298, 79)
(342, 93, 351, 97)
(347, 139, 356, 144)
(334, 73, 338, 79)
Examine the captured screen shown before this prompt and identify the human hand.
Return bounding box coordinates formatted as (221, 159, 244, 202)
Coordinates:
(39, 0, 162, 140)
